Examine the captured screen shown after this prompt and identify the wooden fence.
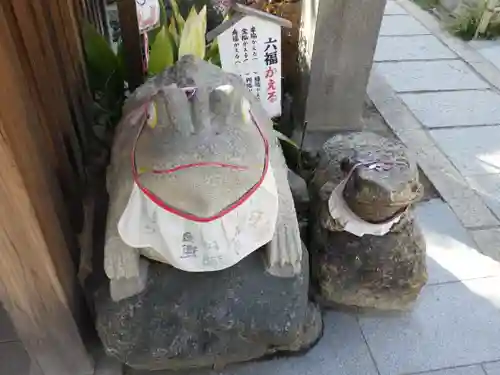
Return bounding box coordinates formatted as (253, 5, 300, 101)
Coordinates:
(0, 1, 108, 374)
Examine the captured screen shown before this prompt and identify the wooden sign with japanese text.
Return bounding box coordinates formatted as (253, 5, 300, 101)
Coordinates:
(218, 15, 282, 117)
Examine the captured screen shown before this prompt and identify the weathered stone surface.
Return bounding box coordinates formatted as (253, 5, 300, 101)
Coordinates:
(311, 132, 421, 224)
(95, 247, 322, 371)
(311, 215, 427, 310)
(288, 169, 309, 216)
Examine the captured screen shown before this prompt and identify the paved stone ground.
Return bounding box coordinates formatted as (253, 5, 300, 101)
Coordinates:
(363, 1, 500, 373)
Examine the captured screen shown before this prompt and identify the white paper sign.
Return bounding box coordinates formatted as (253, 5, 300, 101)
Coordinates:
(135, 0, 160, 33)
(218, 15, 282, 118)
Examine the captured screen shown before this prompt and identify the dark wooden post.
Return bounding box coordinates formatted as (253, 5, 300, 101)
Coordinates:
(117, 0, 144, 91)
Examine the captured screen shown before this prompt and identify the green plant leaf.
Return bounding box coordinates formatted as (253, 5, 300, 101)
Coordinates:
(116, 40, 126, 79)
(148, 25, 175, 75)
(168, 16, 179, 46)
(178, 5, 206, 59)
(273, 129, 299, 149)
(82, 22, 122, 89)
(206, 39, 220, 66)
(170, 0, 185, 34)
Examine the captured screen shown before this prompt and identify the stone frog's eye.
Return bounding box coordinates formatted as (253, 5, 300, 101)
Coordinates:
(182, 87, 197, 100)
(209, 85, 239, 122)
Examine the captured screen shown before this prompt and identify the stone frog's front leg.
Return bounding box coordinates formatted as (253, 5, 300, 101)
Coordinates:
(103, 103, 153, 302)
(265, 135, 302, 277)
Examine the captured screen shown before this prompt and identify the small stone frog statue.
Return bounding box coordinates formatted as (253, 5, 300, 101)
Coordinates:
(309, 132, 427, 310)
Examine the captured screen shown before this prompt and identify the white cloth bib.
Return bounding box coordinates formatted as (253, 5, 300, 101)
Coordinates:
(328, 167, 404, 237)
(118, 166, 278, 272)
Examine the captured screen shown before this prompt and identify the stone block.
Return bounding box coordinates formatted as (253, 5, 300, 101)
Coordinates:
(469, 40, 500, 71)
(466, 174, 500, 218)
(359, 276, 500, 374)
(401, 91, 500, 128)
(470, 228, 500, 262)
(409, 366, 486, 375)
(375, 60, 489, 92)
(311, 216, 427, 310)
(95, 247, 322, 371)
(415, 200, 500, 285)
(446, 189, 500, 228)
(379, 15, 430, 36)
(384, 1, 408, 15)
(128, 312, 378, 375)
(430, 126, 500, 175)
(375, 35, 456, 62)
(485, 361, 500, 375)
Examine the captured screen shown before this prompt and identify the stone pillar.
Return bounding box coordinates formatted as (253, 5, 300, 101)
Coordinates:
(298, 0, 386, 132)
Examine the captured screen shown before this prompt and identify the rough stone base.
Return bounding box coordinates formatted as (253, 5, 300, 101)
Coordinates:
(311, 216, 427, 310)
(95, 247, 322, 371)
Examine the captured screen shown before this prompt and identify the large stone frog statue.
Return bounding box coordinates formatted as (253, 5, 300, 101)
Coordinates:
(104, 56, 303, 301)
(96, 56, 321, 371)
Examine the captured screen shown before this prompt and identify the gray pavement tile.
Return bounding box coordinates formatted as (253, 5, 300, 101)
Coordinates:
(469, 40, 500, 71)
(408, 366, 486, 375)
(379, 15, 430, 36)
(0, 342, 32, 375)
(414, 200, 500, 285)
(430, 126, 500, 175)
(375, 35, 456, 61)
(375, 60, 489, 92)
(131, 312, 378, 375)
(0, 304, 17, 342)
(470, 228, 500, 262)
(367, 72, 424, 133)
(484, 361, 500, 375)
(409, 145, 499, 228)
(385, 1, 408, 15)
(446, 190, 500, 228)
(359, 276, 500, 375)
(466, 174, 500, 219)
(401, 90, 500, 128)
